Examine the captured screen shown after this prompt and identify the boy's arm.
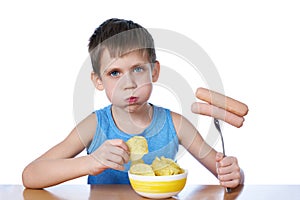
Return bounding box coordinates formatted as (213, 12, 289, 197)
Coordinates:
(22, 114, 97, 189)
(171, 112, 242, 188)
(171, 112, 218, 175)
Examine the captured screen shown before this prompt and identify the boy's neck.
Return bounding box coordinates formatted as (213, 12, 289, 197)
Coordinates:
(111, 103, 153, 134)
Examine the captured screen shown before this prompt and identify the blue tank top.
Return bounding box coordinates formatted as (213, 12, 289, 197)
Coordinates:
(87, 104, 179, 184)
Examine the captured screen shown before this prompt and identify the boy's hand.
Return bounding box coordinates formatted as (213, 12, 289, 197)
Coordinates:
(216, 152, 242, 188)
(88, 139, 130, 175)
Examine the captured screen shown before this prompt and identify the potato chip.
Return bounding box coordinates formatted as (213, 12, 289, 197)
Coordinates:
(130, 159, 144, 166)
(129, 163, 155, 176)
(151, 157, 169, 171)
(126, 136, 148, 161)
(151, 156, 184, 176)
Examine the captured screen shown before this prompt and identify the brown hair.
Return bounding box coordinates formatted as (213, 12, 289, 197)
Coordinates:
(88, 18, 156, 76)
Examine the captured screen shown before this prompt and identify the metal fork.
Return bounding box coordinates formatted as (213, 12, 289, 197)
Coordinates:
(214, 118, 232, 193)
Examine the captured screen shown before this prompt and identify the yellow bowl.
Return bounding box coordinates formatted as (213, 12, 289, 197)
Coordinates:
(128, 170, 188, 199)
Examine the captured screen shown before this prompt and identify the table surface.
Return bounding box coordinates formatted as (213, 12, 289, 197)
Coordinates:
(1, 184, 300, 200)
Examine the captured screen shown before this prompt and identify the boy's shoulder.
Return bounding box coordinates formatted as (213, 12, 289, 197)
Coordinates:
(94, 104, 112, 112)
(169, 110, 184, 121)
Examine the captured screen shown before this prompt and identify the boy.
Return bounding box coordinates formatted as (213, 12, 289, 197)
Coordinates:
(22, 18, 243, 188)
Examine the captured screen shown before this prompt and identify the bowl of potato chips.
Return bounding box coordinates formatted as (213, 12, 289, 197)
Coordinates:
(128, 157, 187, 199)
(126, 136, 187, 199)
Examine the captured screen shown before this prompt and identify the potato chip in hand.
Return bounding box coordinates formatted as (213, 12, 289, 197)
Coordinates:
(126, 136, 148, 161)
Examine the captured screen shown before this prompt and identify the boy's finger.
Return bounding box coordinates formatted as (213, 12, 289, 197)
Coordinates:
(104, 159, 125, 171)
(219, 156, 238, 167)
(217, 164, 238, 175)
(109, 146, 130, 162)
(218, 169, 241, 181)
(109, 139, 129, 151)
(220, 179, 240, 189)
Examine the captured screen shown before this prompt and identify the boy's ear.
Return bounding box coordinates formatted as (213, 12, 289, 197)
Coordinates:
(152, 61, 160, 82)
(91, 72, 104, 91)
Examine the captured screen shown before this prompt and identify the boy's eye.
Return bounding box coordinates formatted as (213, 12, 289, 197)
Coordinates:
(110, 71, 120, 77)
(133, 66, 144, 73)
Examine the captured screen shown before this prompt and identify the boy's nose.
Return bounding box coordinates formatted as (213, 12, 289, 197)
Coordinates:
(122, 72, 137, 90)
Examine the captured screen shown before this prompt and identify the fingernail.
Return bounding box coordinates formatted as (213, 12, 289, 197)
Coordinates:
(191, 103, 197, 113)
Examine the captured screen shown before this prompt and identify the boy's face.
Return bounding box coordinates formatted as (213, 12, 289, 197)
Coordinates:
(94, 49, 159, 112)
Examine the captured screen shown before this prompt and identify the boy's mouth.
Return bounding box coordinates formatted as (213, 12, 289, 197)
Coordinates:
(127, 96, 138, 104)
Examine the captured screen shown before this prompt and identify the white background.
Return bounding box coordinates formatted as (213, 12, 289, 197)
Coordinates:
(1, 0, 300, 185)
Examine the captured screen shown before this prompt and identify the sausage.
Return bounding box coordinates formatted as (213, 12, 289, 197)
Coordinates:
(195, 87, 248, 117)
(191, 102, 245, 128)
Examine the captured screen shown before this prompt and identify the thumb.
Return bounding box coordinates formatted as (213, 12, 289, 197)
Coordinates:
(216, 152, 224, 162)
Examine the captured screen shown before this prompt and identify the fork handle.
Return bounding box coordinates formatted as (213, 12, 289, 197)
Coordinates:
(223, 155, 232, 193)
(226, 187, 232, 193)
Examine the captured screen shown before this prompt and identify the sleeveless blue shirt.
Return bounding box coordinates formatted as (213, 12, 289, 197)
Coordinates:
(87, 104, 179, 184)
